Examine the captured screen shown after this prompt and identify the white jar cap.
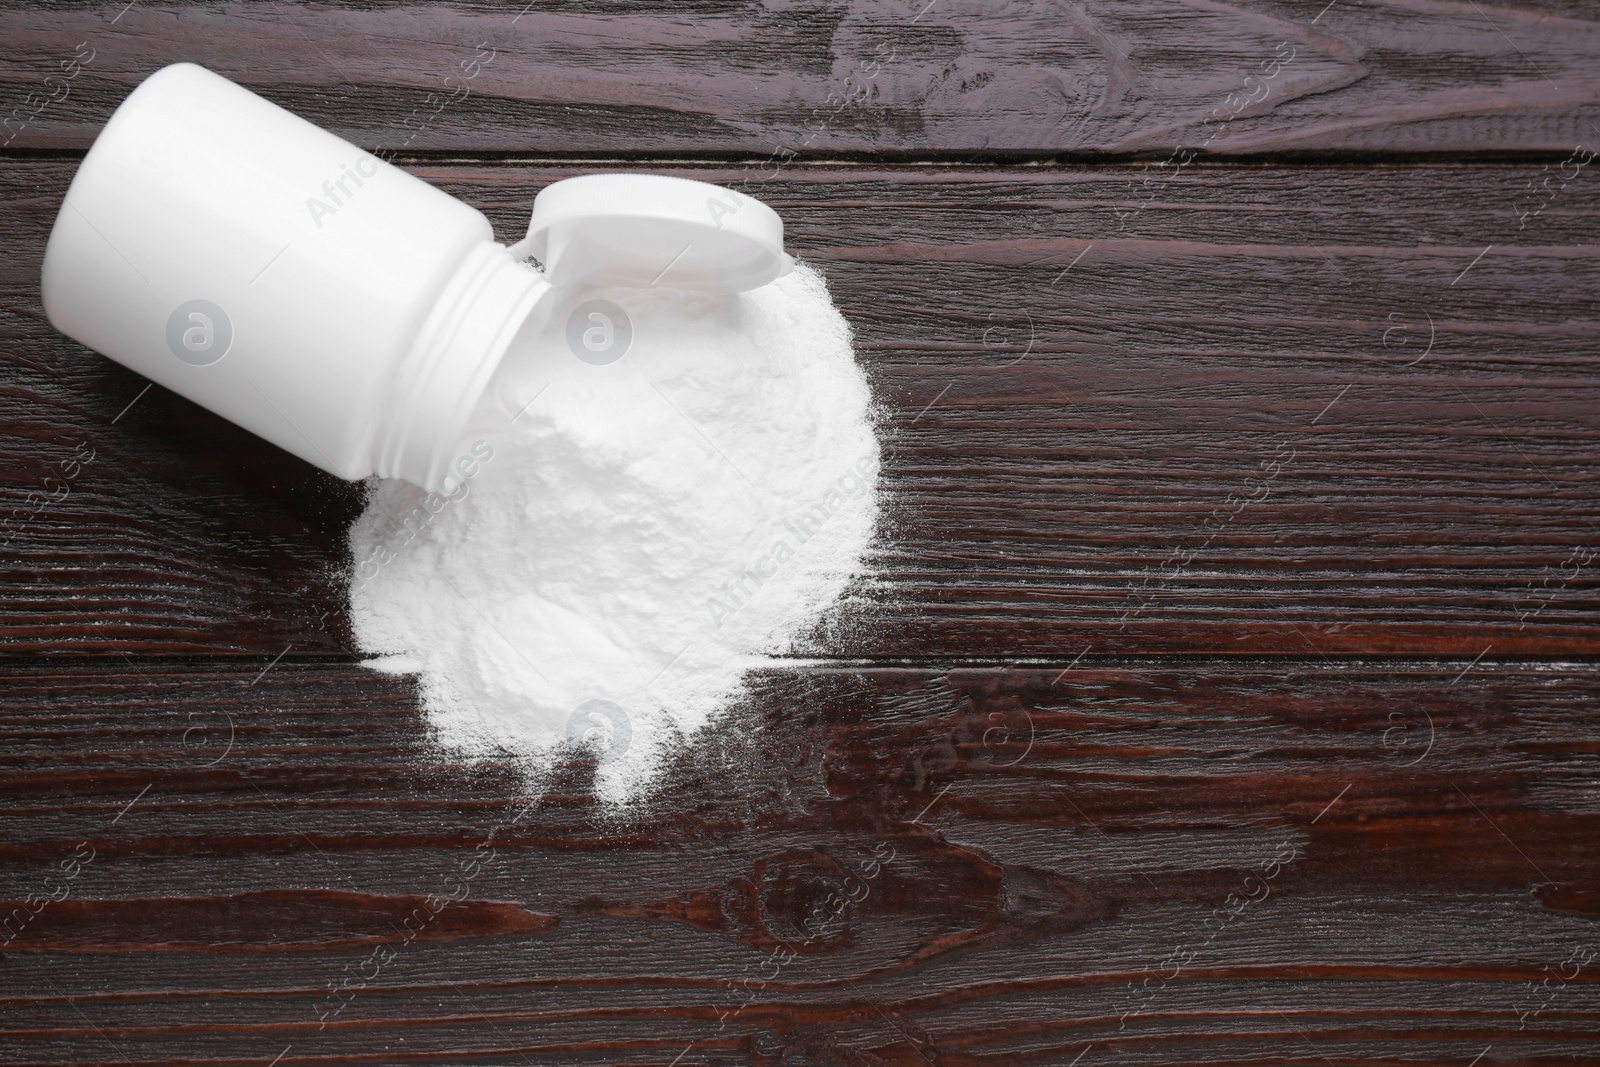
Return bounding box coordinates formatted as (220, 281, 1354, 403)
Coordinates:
(510, 173, 793, 293)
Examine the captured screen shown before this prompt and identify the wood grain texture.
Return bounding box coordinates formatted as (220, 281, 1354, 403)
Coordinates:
(0, 890, 556, 953)
(1, 0, 1600, 155)
(4, 6, 1600, 1064)
(4, 160, 1598, 657)
(1, 661, 1597, 1064)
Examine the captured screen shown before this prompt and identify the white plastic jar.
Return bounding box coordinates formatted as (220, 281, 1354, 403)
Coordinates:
(41, 64, 791, 491)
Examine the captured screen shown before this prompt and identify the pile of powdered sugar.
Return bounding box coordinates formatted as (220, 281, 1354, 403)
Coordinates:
(347, 263, 878, 802)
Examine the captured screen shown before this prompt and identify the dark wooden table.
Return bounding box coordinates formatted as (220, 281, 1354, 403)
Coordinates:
(3, 2, 1599, 1064)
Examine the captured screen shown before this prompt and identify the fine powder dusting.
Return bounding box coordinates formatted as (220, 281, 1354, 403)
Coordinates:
(346, 263, 879, 802)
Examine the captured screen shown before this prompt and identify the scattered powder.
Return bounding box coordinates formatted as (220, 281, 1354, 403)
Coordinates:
(346, 263, 879, 802)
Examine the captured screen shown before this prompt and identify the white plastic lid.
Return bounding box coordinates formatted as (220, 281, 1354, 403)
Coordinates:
(510, 173, 793, 293)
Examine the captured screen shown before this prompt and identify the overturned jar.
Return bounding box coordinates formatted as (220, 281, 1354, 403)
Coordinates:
(41, 63, 791, 491)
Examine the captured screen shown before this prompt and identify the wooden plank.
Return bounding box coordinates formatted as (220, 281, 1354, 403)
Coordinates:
(1, 0, 1599, 155)
(4, 160, 1598, 657)
(0, 661, 1596, 1064)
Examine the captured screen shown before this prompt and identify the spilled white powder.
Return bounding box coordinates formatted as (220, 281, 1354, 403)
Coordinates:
(347, 263, 878, 802)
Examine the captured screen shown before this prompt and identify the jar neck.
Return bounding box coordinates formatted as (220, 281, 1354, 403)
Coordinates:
(373, 240, 552, 490)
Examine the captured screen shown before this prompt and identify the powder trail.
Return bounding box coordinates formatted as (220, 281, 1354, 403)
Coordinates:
(347, 264, 879, 801)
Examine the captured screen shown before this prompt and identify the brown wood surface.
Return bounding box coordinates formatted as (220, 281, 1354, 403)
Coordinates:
(2, 0, 1600, 155)
(4, 159, 1599, 658)
(3, 1, 1600, 1065)
(2, 662, 1598, 1065)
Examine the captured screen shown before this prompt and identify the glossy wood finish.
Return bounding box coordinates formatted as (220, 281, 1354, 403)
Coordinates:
(2, 1, 1598, 1064)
